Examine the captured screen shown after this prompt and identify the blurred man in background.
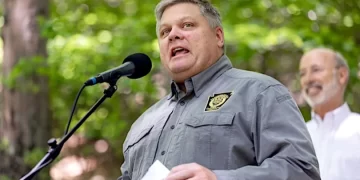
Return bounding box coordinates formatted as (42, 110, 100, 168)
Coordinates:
(299, 48, 360, 180)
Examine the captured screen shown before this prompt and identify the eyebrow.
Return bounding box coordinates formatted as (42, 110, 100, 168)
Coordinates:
(310, 64, 322, 69)
(159, 16, 195, 29)
(299, 64, 325, 73)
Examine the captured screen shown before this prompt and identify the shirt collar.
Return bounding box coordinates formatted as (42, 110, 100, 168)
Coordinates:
(311, 102, 351, 125)
(167, 54, 232, 100)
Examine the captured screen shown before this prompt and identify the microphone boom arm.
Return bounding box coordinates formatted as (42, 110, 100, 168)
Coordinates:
(20, 84, 118, 180)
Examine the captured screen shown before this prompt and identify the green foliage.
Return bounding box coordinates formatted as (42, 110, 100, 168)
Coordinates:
(3, 56, 48, 92)
(1, 0, 360, 178)
(0, 138, 9, 151)
(0, 175, 11, 180)
(23, 148, 46, 167)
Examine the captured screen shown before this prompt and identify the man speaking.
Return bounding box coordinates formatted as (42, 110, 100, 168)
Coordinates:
(120, 0, 320, 179)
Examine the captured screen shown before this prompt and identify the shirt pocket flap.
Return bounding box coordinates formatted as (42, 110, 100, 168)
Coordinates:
(124, 125, 154, 152)
(185, 112, 235, 127)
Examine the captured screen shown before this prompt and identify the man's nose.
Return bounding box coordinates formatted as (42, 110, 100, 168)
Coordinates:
(168, 27, 183, 42)
(302, 73, 315, 87)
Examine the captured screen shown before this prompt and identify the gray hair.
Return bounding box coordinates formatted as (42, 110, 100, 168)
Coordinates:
(334, 51, 350, 84)
(154, 0, 223, 37)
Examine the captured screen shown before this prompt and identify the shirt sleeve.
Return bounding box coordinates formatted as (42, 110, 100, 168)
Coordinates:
(213, 84, 320, 180)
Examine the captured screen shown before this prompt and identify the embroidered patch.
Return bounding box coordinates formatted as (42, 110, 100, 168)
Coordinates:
(205, 92, 232, 112)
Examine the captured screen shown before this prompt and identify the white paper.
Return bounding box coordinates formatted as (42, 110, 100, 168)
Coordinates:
(141, 160, 170, 180)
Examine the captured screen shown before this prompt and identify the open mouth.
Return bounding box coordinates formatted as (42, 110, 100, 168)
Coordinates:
(306, 86, 322, 95)
(171, 47, 190, 57)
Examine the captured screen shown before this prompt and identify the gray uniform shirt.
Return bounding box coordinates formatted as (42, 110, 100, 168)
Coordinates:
(121, 55, 320, 180)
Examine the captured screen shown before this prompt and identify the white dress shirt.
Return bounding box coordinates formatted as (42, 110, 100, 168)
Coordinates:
(307, 103, 360, 180)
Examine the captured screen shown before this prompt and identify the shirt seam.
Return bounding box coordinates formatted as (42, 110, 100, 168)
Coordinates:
(249, 84, 283, 135)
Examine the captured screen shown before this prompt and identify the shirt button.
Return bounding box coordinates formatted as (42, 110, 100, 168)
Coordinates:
(179, 100, 185, 106)
(170, 125, 175, 129)
(161, 151, 166, 155)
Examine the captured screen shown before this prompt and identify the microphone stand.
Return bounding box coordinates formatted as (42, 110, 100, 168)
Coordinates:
(20, 83, 118, 180)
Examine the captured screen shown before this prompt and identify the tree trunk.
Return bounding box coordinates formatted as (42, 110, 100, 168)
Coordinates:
(0, 0, 51, 179)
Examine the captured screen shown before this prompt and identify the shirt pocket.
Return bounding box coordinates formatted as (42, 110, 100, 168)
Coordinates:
(125, 125, 154, 151)
(185, 112, 234, 127)
(123, 124, 154, 179)
(183, 112, 235, 169)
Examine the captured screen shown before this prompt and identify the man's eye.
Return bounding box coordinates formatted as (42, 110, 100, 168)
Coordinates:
(161, 29, 170, 36)
(183, 23, 193, 28)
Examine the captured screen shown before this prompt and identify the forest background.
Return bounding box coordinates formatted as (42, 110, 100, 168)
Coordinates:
(0, 0, 359, 179)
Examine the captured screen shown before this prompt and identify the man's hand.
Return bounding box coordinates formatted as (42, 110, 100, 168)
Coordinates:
(164, 163, 217, 180)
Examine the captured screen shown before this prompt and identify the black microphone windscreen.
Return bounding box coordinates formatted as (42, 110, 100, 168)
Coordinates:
(123, 53, 152, 79)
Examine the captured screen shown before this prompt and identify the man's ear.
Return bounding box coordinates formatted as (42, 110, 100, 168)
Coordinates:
(338, 66, 349, 85)
(215, 27, 224, 48)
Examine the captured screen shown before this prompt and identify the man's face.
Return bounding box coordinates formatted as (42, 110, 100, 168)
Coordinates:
(157, 3, 224, 82)
(299, 52, 341, 107)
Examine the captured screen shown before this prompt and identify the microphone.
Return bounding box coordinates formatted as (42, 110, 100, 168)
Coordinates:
(85, 53, 152, 86)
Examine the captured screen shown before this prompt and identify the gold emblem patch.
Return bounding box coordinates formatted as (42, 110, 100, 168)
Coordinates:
(205, 92, 232, 112)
